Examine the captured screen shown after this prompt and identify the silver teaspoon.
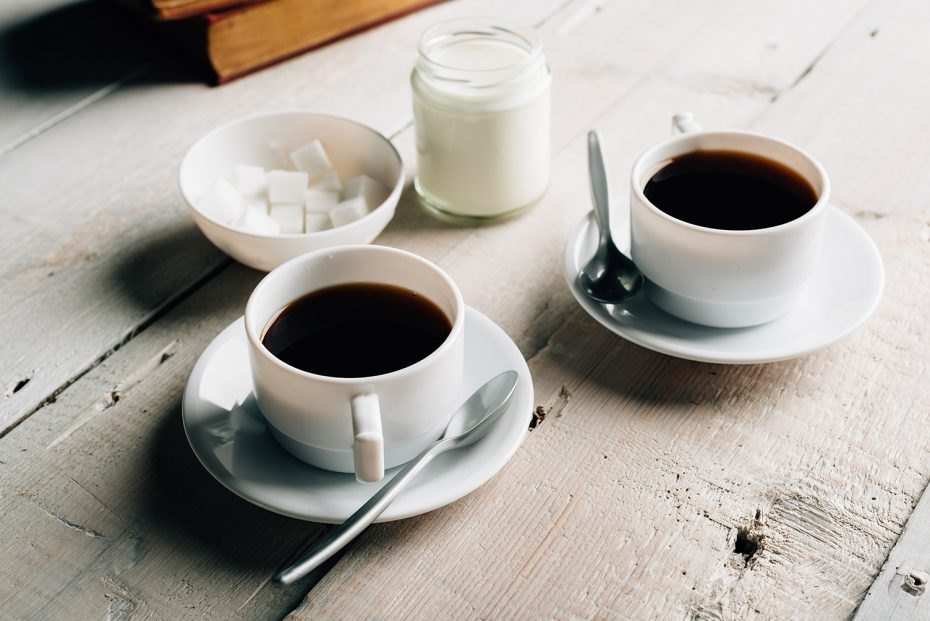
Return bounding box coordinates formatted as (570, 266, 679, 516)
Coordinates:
(273, 370, 520, 587)
(578, 130, 644, 303)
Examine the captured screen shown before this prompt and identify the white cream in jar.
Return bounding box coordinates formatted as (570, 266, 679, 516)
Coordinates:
(412, 18, 551, 220)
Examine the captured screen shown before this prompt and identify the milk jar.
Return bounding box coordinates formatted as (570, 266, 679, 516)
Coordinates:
(412, 18, 551, 221)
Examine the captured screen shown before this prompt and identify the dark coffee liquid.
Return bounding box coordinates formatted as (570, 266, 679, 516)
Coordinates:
(262, 283, 451, 378)
(643, 150, 818, 230)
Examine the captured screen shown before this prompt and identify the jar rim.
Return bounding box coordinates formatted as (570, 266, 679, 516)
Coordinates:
(416, 17, 544, 87)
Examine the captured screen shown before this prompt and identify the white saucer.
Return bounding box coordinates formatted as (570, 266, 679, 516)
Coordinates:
(563, 206, 884, 364)
(182, 307, 533, 523)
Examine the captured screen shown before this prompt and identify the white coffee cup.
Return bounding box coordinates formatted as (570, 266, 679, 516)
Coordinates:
(244, 245, 465, 483)
(629, 115, 830, 328)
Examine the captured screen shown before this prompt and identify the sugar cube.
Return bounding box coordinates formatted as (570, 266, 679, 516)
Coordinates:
(329, 196, 368, 227)
(244, 196, 268, 213)
(232, 205, 280, 235)
(268, 139, 293, 169)
(311, 169, 343, 193)
(268, 170, 309, 204)
(233, 165, 266, 198)
(341, 175, 389, 209)
(269, 203, 304, 234)
(289, 140, 332, 179)
(304, 188, 340, 214)
(198, 177, 244, 224)
(305, 213, 332, 233)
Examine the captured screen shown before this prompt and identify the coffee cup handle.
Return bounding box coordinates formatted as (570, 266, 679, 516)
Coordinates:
(350, 394, 384, 483)
(672, 112, 702, 135)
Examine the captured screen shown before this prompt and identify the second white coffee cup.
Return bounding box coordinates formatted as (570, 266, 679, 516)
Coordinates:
(244, 245, 465, 483)
(629, 117, 831, 328)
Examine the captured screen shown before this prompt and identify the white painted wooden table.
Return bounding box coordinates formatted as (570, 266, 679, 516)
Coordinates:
(1, 0, 929, 619)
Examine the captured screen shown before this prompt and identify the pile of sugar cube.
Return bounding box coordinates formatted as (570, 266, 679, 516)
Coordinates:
(196, 139, 389, 235)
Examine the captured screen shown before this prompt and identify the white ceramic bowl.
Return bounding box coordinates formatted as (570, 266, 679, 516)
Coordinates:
(179, 111, 404, 271)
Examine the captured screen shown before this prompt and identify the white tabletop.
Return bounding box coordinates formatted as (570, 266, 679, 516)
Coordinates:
(0, 0, 927, 619)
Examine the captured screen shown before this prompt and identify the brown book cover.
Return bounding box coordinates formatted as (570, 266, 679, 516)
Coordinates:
(129, 0, 441, 83)
(119, 0, 255, 21)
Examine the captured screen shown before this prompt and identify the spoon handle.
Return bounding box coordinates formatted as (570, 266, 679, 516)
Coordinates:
(273, 443, 442, 586)
(587, 131, 611, 244)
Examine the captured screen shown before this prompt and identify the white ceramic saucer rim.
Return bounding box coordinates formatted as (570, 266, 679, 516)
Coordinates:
(563, 205, 884, 364)
(182, 307, 533, 523)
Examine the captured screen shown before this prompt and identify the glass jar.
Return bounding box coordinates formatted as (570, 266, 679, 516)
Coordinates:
(411, 18, 551, 221)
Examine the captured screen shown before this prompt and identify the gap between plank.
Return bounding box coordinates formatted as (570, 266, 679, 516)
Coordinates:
(754, 0, 877, 112)
(287, 0, 891, 613)
(0, 62, 154, 158)
(0, 257, 232, 440)
(852, 480, 930, 618)
(0, 0, 568, 161)
(0, 113, 419, 440)
(0, 0, 564, 161)
(280, 1, 593, 612)
(534, 0, 580, 29)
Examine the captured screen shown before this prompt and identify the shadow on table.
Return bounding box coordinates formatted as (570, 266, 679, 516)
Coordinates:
(143, 404, 342, 603)
(380, 184, 464, 237)
(380, 183, 525, 239)
(108, 222, 235, 313)
(0, 0, 198, 94)
(383, 185, 799, 415)
(142, 392, 445, 612)
(541, 311, 803, 413)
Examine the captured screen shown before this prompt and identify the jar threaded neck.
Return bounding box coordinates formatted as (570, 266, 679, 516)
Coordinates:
(414, 18, 546, 95)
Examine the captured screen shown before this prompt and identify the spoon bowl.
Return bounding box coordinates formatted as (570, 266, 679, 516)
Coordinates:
(578, 131, 644, 304)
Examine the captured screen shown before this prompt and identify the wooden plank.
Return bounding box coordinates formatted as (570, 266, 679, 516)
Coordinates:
(288, 0, 930, 618)
(0, 0, 568, 436)
(0, 265, 322, 619)
(0, 0, 757, 615)
(0, 2, 575, 618)
(1, 0, 924, 619)
(382, 0, 871, 357)
(854, 487, 930, 620)
(0, 0, 158, 154)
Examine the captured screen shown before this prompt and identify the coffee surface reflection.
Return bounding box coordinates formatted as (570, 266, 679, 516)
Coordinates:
(643, 149, 818, 230)
(262, 283, 452, 378)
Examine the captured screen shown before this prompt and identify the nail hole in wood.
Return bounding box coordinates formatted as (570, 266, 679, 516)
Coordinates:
(903, 571, 929, 596)
(734, 528, 761, 566)
(6, 374, 33, 397)
(529, 406, 546, 430)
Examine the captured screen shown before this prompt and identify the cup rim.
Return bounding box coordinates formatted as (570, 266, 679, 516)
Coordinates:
(244, 244, 465, 384)
(178, 109, 405, 240)
(630, 129, 831, 236)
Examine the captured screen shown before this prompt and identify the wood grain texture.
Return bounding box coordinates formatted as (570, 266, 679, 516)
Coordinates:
(3, 266, 253, 616)
(0, 0, 567, 436)
(288, 0, 930, 618)
(380, 0, 873, 359)
(0, 0, 159, 154)
(0, 264, 332, 619)
(0, 1, 566, 618)
(854, 487, 930, 620)
(1, 0, 928, 619)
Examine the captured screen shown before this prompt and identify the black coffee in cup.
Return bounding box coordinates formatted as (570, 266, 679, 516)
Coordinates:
(262, 283, 452, 378)
(643, 149, 818, 230)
